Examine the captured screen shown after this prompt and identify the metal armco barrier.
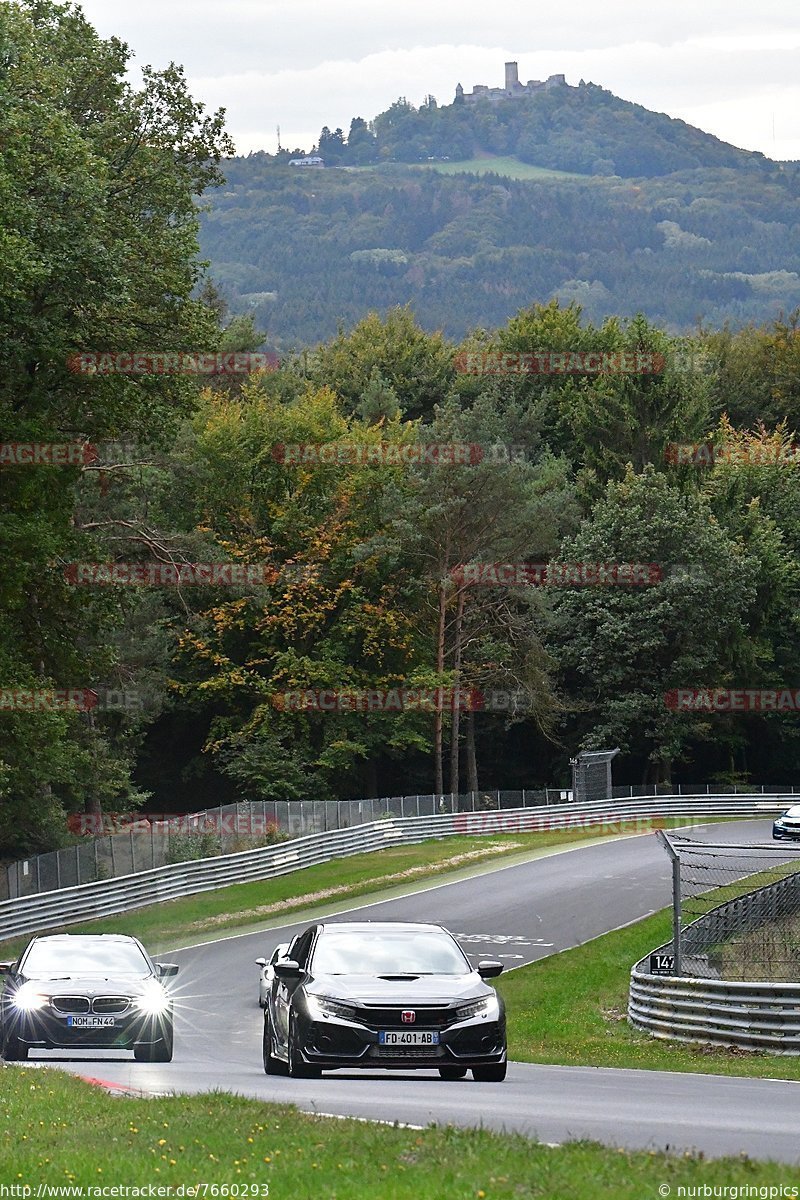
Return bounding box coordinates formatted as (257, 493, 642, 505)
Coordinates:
(0, 794, 789, 942)
(629, 839, 800, 1053)
(629, 965, 800, 1053)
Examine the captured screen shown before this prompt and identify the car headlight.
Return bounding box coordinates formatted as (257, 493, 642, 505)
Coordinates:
(12, 984, 48, 1012)
(136, 983, 171, 1016)
(306, 995, 356, 1022)
(456, 995, 499, 1022)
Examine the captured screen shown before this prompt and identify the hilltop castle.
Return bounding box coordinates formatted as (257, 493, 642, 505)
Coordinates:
(455, 62, 566, 106)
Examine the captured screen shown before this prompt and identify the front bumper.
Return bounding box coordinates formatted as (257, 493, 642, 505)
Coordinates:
(772, 823, 800, 840)
(295, 1011, 507, 1071)
(2, 1004, 171, 1050)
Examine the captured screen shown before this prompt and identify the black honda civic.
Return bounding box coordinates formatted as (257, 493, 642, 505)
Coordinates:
(0, 933, 178, 1062)
(262, 920, 507, 1081)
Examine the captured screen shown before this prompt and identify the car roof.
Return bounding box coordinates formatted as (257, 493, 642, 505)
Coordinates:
(30, 933, 141, 943)
(316, 921, 449, 934)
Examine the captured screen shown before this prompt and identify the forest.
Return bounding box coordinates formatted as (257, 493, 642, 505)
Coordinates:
(3, 0, 800, 862)
(200, 153, 800, 342)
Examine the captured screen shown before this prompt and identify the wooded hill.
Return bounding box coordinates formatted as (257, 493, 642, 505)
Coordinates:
(312, 81, 772, 176)
(199, 85, 799, 344)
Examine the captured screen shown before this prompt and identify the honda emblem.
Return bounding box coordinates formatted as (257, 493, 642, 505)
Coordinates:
(401, 1010, 416, 1024)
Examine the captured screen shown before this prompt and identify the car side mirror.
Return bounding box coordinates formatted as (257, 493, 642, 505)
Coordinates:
(0, 962, 13, 974)
(477, 960, 504, 978)
(273, 958, 302, 979)
(156, 963, 179, 978)
(255, 958, 267, 968)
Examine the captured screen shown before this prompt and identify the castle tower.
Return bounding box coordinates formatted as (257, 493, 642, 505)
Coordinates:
(455, 82, 464, 103)
(505, 61, 519, 91)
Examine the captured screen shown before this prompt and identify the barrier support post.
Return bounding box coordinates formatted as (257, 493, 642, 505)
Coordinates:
(657, 829, 682, 976)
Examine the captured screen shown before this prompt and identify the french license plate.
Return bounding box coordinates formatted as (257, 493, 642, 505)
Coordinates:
(378, 1030, 439, 1046)
(66, 1015, 116, 1028)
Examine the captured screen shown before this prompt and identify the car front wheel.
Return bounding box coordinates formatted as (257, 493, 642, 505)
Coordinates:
(438, 1065, 467, 1080)
(263, 1013, 288, 1075)
(133, 1016, 174, 1063)
(2, 1028, 29, 1061)
(288, 1017, 321, 1079)
(472, 1061, 507, 1082)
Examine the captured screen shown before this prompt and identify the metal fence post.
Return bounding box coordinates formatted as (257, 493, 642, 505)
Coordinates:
(656, 830, 682, 976)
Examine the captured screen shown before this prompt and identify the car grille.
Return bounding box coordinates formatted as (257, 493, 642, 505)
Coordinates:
(355, 1005, 455, 1028)
(92, 996, 129, 1015)
(370, 1044, 444, 1058)
(51, 996, 91, 1014)
(51, 995, 131, 1014)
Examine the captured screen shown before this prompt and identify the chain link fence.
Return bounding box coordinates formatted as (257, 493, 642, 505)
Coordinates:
(3, 783, 798, 904)
(660, 833, 800, 981)
(1, 789, 567, 901)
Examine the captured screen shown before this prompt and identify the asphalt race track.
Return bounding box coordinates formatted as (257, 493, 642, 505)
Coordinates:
(20, 819, 800, 1163)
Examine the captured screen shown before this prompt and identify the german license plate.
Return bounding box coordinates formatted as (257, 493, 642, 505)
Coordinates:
(378, 1030, 439, 1046)
(66, 1015, 116, 1028)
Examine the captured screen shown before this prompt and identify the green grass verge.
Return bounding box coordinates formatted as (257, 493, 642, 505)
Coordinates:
(0, 819, 713, 961)
(409, 155, 589, 181)
(2, 1067, 794, 1192)
(497, 907, 800, 1080)
(346, 155, 589, 181)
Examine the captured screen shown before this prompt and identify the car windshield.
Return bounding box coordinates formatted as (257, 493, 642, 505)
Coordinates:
(310, 929, 470, 976)
(21, 939, 152, 979)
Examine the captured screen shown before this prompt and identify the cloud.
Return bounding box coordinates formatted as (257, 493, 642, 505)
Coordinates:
(74, 2, 800, 158)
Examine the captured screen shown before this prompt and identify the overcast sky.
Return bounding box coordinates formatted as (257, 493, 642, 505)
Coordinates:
(77, 0, 800, 160)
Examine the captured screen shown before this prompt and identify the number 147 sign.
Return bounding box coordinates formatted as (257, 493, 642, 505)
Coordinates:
(649, 953, 675, 975)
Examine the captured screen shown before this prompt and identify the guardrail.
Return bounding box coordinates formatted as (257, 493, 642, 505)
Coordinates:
(629, 837, 800, 1053)
(628, 970, 800, 1053)
(0, 793, 788, 943)
(7, 782, 798, 902)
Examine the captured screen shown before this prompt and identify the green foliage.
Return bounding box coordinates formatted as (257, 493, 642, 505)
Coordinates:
(4, 0, 800, 853)
(310, 306, 454, 420)
(548, 466, 760, 781)
(0, 0, 232, 854)
(199, 155, 800, 344)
